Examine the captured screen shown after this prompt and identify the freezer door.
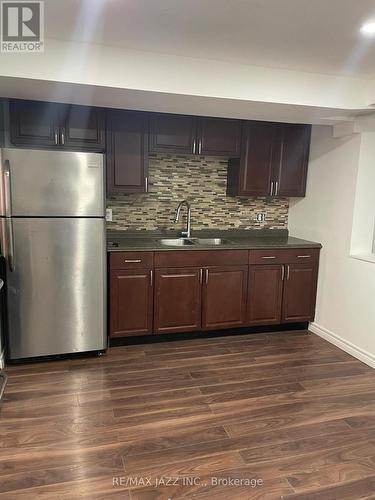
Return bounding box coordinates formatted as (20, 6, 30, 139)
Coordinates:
(6, 218, 106, 359)
(1, 148, 104, 217)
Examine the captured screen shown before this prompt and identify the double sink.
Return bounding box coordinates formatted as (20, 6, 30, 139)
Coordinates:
(159, 238, 230, 247)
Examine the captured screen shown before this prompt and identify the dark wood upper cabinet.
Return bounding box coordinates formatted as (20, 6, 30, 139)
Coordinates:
(247, 264, 283, 325)
(106, 109, 148, 194)
(149, 114, 196, 154)
(198, 118, 241, 157)
(282, 263, 318, 323)
(154, 267, 202, 334)
(110, 268, 153, 338)
(60, 105, 105, 151)
(202, 265, 248, 331)
(149, 113, 241, 156)
(9, 100, 105, 151)
(273, 124, 311, 197)
(227, 121, 275, 197)
(10, 100, 59, 148)
(227, 121, 311, 198)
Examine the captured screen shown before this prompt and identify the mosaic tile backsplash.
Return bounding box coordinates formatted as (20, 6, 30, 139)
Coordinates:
(107, 154, 289, 231)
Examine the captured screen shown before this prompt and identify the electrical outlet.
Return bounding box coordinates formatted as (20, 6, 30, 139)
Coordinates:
(106, 208, 113, 222)
(256, 213, 266, 222)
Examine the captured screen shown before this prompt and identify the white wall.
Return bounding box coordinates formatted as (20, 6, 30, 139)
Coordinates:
(289, 125, 375, 367)
(350, 132, 375, 258)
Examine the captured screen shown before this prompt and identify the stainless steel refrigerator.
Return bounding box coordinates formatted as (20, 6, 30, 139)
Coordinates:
(0, 148, 107, 360)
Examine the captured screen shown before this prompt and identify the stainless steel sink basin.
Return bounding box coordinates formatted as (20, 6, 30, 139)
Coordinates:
(159, 237, 230, 247)
(159, 238, 195, 246)
(194, 238, 230, 245)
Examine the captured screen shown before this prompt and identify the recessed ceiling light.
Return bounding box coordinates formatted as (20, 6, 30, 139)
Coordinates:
(360, 22, 375, 35)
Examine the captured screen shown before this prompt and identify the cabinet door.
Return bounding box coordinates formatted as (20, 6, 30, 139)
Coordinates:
(274, 124, 311, 197)
(282, 263, 318, 323)
(202, 266, 248, 330)
(107, 110, 148, 194)
(154, 268, 202, 334)
(110, 269, 153, 337)
(61, 105, 105, 151)
(9, 100, 59, 147)
(248, 265, 283, 325)
(198, 118, 241, 156)
(149, 113, 196, 154)
(227, 121, 275, 196)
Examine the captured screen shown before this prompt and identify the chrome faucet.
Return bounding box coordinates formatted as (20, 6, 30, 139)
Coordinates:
(174, 200, 192, 238)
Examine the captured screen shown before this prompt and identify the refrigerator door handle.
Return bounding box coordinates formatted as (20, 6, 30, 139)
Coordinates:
(1, 217, 15, 272)
(6, 217, 15, 272)
(2, 160, 15, 271)
(3, 160, 12, 217)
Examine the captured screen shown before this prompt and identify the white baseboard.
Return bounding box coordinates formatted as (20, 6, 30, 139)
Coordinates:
(309, 322, 375, 369)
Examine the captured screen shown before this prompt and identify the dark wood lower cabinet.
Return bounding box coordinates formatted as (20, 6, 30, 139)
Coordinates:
(154, 268, 202, 334)
(110, 268, 153, 337)
(109, 248, 320, 339)
(202, 266, 248, 330)
(282, 263, 318, 323)
(248, 265, 284, 325)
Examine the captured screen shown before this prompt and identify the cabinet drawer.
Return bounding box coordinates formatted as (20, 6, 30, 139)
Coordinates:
(110, 251, 154, 270)
(249, 248, 320, 265)
(154, 250, 248, 268)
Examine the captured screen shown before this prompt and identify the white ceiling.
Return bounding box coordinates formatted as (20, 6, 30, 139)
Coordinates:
(45, 0, 375, 78)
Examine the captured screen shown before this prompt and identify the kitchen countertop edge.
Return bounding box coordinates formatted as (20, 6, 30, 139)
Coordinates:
(107, 232, 322, 252)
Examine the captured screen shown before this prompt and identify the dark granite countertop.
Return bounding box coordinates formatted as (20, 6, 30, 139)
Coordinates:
(107, 229, 322, 252)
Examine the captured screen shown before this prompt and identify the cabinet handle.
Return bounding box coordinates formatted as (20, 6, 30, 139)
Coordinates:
(199, 268, 203, 284)
(270, 181, 274, 196)
(262, 256, 276, 260)
(145, 176, 148, 193)
(286, 265, 290, 280)
(281, 265, 285, 281)
(275, 181, 279, 196)
(198, 139, 202, 155)
(124, 259, 141, 263)
(297, 255, 311, 259)
(54, 129, 59, 145)
(192, 138, 196, 154)
(150, 270, 153, 287)
(61, 129, 65, 145)
(205, 269, 209, 285)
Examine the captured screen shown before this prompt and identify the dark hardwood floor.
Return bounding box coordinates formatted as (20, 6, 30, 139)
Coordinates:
(1, 330, 375, 499)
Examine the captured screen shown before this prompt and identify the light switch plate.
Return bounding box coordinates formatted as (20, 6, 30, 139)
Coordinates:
(106, 208, 113, 222)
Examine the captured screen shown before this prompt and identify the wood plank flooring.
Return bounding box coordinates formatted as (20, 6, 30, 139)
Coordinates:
(1, 330, 375, 499)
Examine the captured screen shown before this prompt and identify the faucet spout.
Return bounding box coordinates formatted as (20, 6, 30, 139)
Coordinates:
(175, 200, 192, 238)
